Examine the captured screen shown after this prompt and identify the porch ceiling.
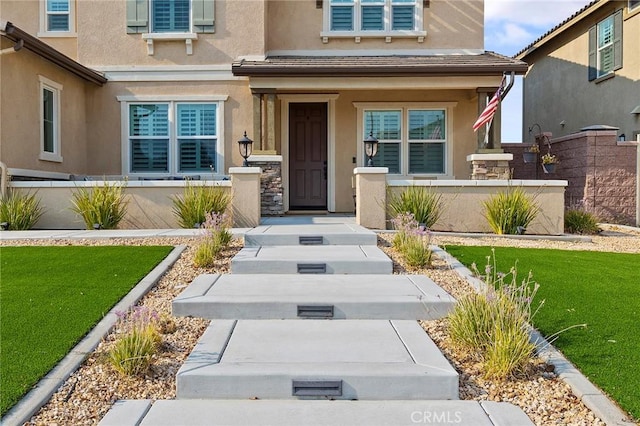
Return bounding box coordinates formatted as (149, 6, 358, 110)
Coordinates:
(232, 52, 528, 78)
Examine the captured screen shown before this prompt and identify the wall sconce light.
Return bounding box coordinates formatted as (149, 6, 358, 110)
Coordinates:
(237, 131, 253, 167)
(630, 105, 640, 115)
(364, 131, 379, 167)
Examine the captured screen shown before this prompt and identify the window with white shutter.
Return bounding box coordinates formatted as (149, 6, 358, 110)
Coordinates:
(39, 76, 63, 162)
(177, 104, 217, 172)
(126, 101, 222, 176)
(589, 10, 623, 81)
(39, 0, 75, 36)
(324, 0, 424, 40)
(358, 105, 450, 176)
(152, 0, 190, 32)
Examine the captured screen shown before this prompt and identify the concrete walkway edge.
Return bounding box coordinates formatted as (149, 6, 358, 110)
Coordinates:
(432, 246, 636, 426)
(1, 245, 187, 426)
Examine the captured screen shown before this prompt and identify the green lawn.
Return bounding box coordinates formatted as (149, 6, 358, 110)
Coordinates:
(0, 245, 173, 415)
(444, 245, 640, 421)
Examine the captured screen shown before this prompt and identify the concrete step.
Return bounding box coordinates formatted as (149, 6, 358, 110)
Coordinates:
(100, 399, 534, 426)
(172, 274, 455, 320)
(231, 245, 392, 274)
(244, 223, 377, 247)
(176, 320, 458, 400)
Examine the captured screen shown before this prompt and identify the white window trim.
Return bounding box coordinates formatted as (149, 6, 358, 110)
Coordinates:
(117, 95, 227, 178)
(39, 76, 63, 163)
(141, 33, 198, 55)
(353, 102, 456, 178)
(630, 0, 640, 12)
(596, 15, 614, 78)
(321, 0, 426, 43)
(38, 0, 77, 37)
(142, 0, 198, 55)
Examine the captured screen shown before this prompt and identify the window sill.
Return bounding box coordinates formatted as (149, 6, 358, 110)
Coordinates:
(320, 30, 427, 44)
(594, 72, 615, 84)
(39, 153, 63, 163)
(141, 33, 198, 55)
(36, 31, 77, 38)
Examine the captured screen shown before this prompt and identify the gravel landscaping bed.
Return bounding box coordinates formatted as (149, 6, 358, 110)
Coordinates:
(3, 227, 638, 425)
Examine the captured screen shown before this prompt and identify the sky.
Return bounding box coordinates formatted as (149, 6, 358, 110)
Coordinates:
(483, 0, 593, 142)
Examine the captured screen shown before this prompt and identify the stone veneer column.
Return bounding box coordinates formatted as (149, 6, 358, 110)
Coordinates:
(247, 155, 284, 216)
(229, 167, 262, 228)
(354, 167, 388, 229)
(466, 153, 513, 180)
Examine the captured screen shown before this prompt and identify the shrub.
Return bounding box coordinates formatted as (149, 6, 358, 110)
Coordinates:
(171, 181, 231, 228)
(448, 250, 540, 379)
(565, 209, 599, 235)
(108, 307, 160, 376)
(0, 190, 44, 230)
(483, 186, 539, 235)
(70, 181, 128, 229)
(402, 230, 433, 269)
(390, 212, 418, 251)
(447, 292, 493, 351)
(388, 186, 443, 228)
(193, 211, 233, 268)
(390, 212, 433, 269)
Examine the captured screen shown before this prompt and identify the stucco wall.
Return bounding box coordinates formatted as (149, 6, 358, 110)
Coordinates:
(504, 130, 638, 225)
(2, 0, 78, 58)
(10, 180, 232, 229)
(522, 4, 640, 141)
(75, 0, 266, 66)
(0, 39, 92, 176)
(387, 180, 567, 235)
(84, 79, 253, 176)
(266, 0, 483, 52)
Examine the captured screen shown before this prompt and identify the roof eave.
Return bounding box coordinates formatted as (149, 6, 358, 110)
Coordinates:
(232, 64, 528, 78)
(515, 0, 607, 61)
(1, 21, 107, 86)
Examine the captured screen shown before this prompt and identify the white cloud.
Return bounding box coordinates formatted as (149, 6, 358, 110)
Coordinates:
(485, 0, 593, 27)
(484, 0, 593, 55)
(486, 22, 535, 51)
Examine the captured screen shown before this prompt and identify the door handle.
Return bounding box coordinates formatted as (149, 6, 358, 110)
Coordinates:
(323, 161, 327, 180)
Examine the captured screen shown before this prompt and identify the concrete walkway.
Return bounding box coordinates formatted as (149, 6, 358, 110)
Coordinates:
(100, 221, 534, 425)
(6, 216, 629, 425)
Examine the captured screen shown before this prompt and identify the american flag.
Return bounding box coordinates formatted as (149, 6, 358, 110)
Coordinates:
(473, 76, 506, 132)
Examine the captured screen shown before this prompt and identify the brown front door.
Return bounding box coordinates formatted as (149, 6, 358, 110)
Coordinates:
(289, 103, 328, 210)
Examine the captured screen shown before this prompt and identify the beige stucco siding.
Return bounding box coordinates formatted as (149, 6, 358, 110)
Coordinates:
(0, 41, 90, 176)
(266, 0, 483, 52)
(2, 0, 79, 58)
(522, 6, 640, 140)
(84, 80, 254, 176)
(76, 0, 266, 67)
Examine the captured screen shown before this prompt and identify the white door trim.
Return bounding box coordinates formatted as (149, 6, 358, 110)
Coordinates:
(278, 94, 340, 212)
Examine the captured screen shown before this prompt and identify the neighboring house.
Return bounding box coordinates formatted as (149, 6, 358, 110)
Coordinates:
(1, 0, 526, 213)
(516, 0, 640, 142)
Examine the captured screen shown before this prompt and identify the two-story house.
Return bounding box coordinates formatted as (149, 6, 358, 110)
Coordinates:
(516, 0, 639, 141)
(1, 0, 527, 214)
